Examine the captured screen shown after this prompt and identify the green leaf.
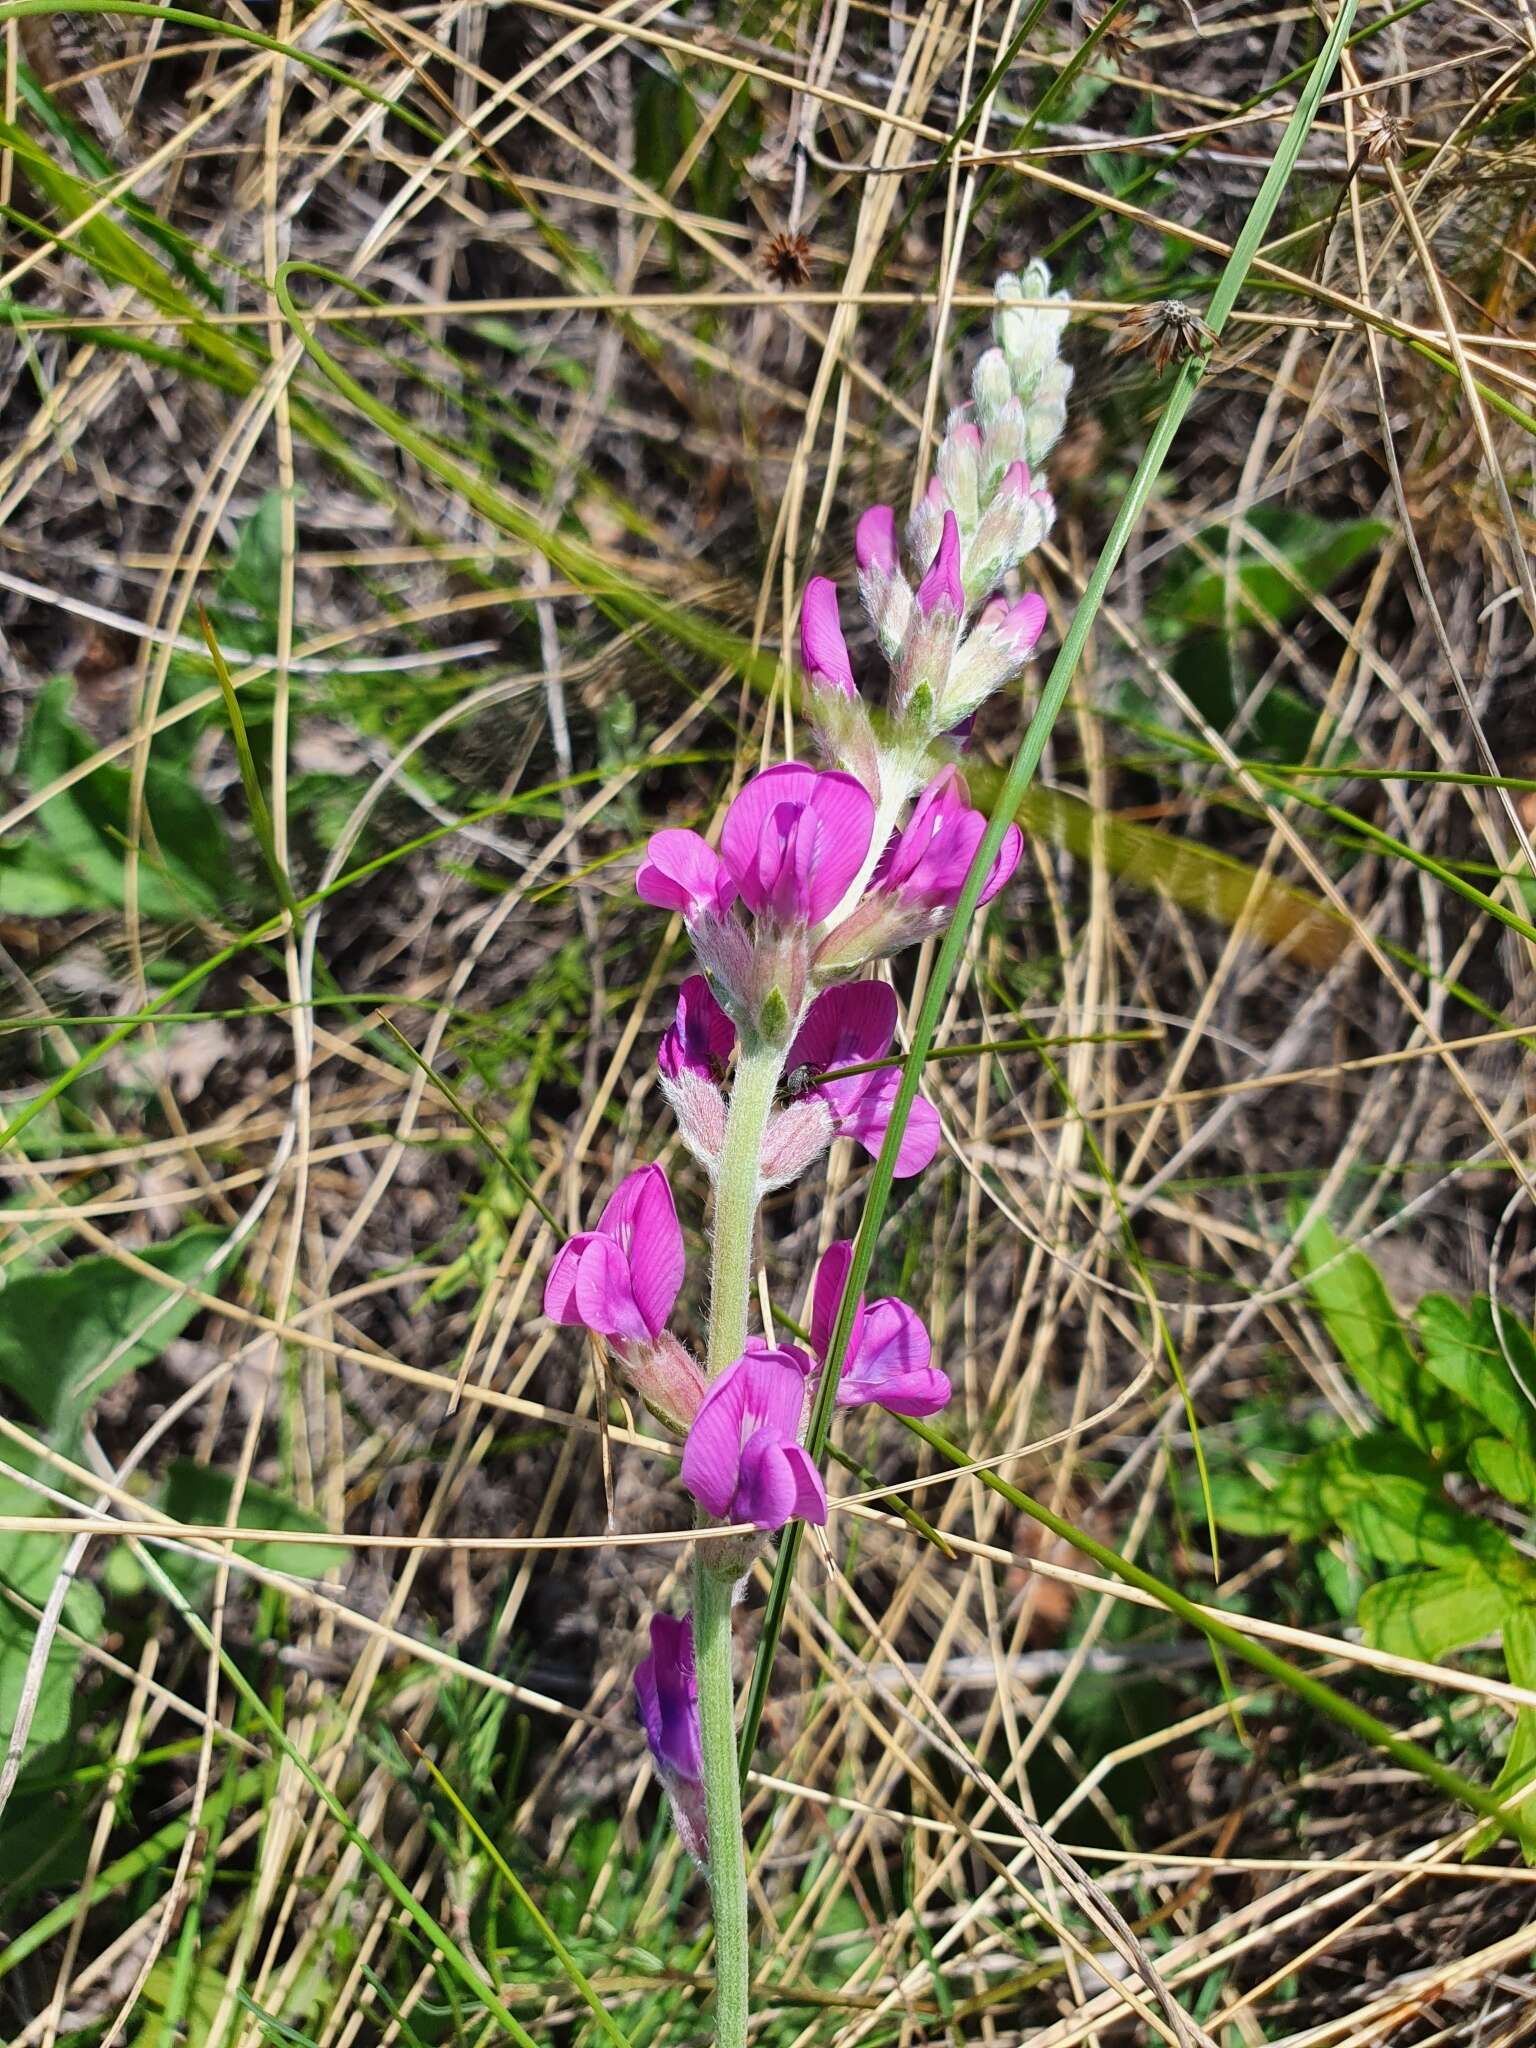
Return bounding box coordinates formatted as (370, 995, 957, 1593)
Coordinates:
(1304, 1435, 1525, 1577)
(1417, 1294, 1536, 1458)
(0, 1225, 228, 1439)
(1151, 506, 1390, 632)
(1468, 1606, 1536, 1865)
(222, 488, 289, 623)
(15, 677, 236, 920)
(1468, 1436, 1536, 1510)
(0, 1467, 105, 1767)
(1357, 1567, 1512, 1662)
(159, 1462, 347, 1583)
(1296, 1216, 1463, 1454)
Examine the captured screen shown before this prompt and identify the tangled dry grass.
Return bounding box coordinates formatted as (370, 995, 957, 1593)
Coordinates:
(2, 0, 1536, 2041)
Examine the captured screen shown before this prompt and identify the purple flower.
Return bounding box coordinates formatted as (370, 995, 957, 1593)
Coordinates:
(635, 1614, 708, 1865)
(718, 762, 875, 927)
(784, 982, 941, 1178)
(636, 830, 736, 925)
(800, 578, 856, 698)
(855, 504, 898, 576)
(916, 510, 964, 617)
(544, 1163, 684, 1344)
(810, 1241, 950, 1416)
(680, 1346, 827, 1531)
(658, 975, 735, 1083)
(876, 766, 1021, 912)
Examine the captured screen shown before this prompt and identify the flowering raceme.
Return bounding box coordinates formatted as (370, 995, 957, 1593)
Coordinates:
(541, 263, 1071, 2039)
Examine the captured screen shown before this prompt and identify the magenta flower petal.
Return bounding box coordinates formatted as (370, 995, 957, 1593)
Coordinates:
(855, 504, 898, 575)
(543, 1235, 589, 1326)
(773, 1442, 828, 1525)
(810, 1239, 859, 1360)
(546, 1164, 684, 1343)
(800, 578, 856, 697)
(636, 829, 736, 923)
(572, 1233, 650, 1342)
(839, 1298, 949, 1415)
(978, 821, 1024, 905)
(916, 510, 964, 616)
(658, 974, 735, 1082)
(818, 1067, 942, 1177)
(1001, 593, 1047, 658)
(786, 979, 896, 1075)
(734, 1431, 803, 1531)
(719, 764, 875, 926)
(596, 1164, 685, 1339)
(680, 1346, 818, 1530)
(635, 1614, 702, 1784)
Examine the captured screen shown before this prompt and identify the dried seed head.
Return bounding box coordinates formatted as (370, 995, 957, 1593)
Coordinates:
(1357, 103, 1406, 166)
(1086, 4, 1139, 62)
(761, 230, 813, 288)
(1108, 299, 1216, 374)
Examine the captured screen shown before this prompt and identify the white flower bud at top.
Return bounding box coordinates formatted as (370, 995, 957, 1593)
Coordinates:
(994, 262, 1071, 396)
(972, 346, 1012, 430)
(936, 417, 983, 529)
(1024, 359, 1074, 466)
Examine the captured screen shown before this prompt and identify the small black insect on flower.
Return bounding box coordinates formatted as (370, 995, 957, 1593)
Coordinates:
(1108, 299, 1216, 375)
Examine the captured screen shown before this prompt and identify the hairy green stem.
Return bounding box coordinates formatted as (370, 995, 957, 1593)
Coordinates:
(693, 1554, 751, 2048)
(705, 1043, 783, 1375)
(694, 1037, 784, 2046)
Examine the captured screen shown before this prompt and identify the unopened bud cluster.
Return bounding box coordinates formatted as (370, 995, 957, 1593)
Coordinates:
(805, 261, 1071, 828)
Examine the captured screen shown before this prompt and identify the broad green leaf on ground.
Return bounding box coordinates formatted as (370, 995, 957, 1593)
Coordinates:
(0, 1470, 105, 1767)
(1468, 1436, 1536, 1510)
(1357, 1566, 1512, 1662)
(0, 1225, 228, 1439)
(1296, 1216, 1465, 1455)
(160, 1462, 348, 1585)
(1, 677, 236, 921)
(1150, 506, 1390, 632)
(1300, 1436, 1527, 1579)
(1416, 1294, 1536, 1457)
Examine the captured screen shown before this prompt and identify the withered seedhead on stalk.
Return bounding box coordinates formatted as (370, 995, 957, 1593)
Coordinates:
(761, 230, 813, 289)
(1108, 299, 1216, 374)
(1086, 4, 1140, 62)
(1357, 102, 1407, 166)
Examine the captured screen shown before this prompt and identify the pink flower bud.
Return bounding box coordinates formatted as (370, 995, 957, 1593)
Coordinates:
(916, 511, 964, 618)
(799, 577, 856, 697)
(854, 503, 898, 576)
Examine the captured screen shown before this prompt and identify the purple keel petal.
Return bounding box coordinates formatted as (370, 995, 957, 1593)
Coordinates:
(800, 578, 856, 697)
(734, 1430, 801, 1530)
